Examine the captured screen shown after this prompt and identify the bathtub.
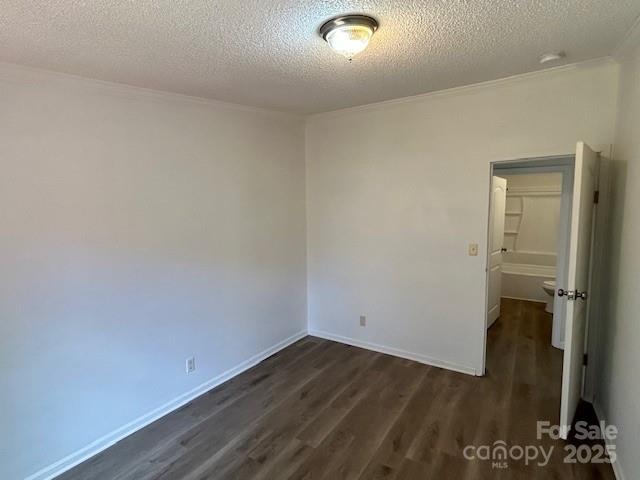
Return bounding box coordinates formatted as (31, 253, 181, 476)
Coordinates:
(501, 252, 556, 303)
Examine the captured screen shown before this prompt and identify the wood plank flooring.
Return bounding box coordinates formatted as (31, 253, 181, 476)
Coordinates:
(59, 299, 614, 479)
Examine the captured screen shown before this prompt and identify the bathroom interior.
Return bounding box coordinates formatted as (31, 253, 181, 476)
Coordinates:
(493, 171, 566, 350)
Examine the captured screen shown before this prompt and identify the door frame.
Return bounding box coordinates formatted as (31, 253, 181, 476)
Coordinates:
(480, 154, 575, 375)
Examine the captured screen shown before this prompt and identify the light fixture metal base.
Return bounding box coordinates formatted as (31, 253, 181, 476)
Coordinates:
(319, 15, 379, 40)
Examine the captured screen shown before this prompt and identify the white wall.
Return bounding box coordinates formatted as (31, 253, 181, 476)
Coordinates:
(501, 173, 562, 255)
(502, 172, 563, 190)
(306, 60, 618, 375)
(0, 64, 307, 480)
(595, 40, 640, 480)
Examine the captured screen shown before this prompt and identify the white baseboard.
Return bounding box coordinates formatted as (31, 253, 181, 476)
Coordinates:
(593, 401, 626, 480)
(25, 329, 308, 480)
(501, 295, 546, 304)
(308, 329, 476, 376)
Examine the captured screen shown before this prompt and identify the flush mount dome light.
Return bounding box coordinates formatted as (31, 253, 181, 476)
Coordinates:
(320, 15, 378, 60)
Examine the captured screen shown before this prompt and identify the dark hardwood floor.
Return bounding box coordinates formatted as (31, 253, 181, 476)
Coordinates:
(59, 299, 614, 479)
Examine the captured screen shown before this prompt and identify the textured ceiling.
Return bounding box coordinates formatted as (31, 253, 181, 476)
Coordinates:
(1, 1, 639, 113)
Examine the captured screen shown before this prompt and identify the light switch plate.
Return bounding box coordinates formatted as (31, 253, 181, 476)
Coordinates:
(468, 243, 478, 256)
(186, 357, 196, 374)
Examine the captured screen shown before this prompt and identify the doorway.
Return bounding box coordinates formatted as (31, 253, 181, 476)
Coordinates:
(482, 143, 601, 438)
(488, 162, 574, 350)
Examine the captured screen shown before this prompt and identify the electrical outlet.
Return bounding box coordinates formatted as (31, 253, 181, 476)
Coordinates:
(468, 243, 478, 256)
(186, 357, 196, 374)
(360, 315, 366, 327)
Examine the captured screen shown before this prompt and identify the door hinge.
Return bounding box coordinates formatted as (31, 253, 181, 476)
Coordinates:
(593, 191, 600, 204)
(583, 353, 589, 366)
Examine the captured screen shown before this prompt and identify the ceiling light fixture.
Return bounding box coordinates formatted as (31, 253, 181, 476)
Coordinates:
(320, 15, 378, 60)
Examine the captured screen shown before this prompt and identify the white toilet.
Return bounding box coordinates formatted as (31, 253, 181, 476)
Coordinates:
(542, 280, 556, 314)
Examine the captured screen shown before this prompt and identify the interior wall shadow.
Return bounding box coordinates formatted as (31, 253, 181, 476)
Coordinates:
(595, 157, 627, 394)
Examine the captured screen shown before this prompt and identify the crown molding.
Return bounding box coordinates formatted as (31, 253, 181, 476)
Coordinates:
(0, 61, 302, 120)
(307, 57, 616, 121)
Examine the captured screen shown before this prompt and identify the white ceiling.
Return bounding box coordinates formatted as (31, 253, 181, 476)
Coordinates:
(1, 1, 639, 114)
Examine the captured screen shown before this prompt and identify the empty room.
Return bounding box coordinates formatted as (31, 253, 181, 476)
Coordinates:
(2, 1, 640, 479)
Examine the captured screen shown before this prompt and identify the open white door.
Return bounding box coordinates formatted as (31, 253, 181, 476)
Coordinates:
(559, 142, 599, 438)
(487, 176, 507, 329)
